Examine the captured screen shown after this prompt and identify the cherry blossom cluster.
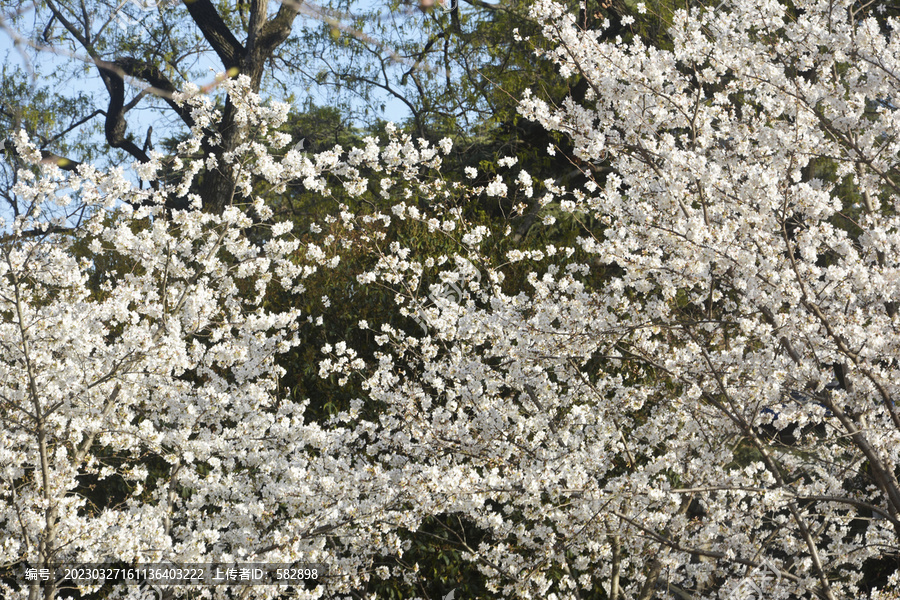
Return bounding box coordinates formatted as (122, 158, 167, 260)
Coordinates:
(4, 0, 900, 597)
(0, 80, 462, 600)
(319, 0, 900, 598)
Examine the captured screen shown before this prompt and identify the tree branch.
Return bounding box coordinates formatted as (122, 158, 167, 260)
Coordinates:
(181, 0, 244, 72)
(115, 57, 196, 128)
(257, 1, 302, 58)
(40, 109, 103, 149)
(96, 60, 151, 163)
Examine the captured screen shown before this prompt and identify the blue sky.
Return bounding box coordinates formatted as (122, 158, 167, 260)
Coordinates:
(0, 0, 436, 228)
(0, 0, 416, 160)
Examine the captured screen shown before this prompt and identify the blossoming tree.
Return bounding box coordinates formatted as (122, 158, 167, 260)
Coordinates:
(0, 79, 465, 600)
(320, 0, 900, 598)
(3, 0, 900, 599)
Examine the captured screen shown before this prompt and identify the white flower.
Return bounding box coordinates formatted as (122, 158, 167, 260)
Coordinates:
(10, 12, 900, 597)
(486, 176, 507, 197)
